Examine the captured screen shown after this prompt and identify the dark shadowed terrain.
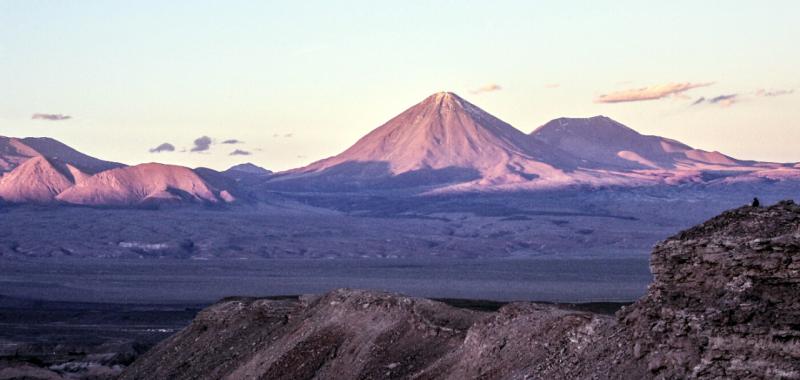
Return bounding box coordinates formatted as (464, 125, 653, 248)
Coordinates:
(0, 295, 202, 379)
(0, 257, 651, 304)
(121, 201, 800, 379)
(1, 190, 797, 378)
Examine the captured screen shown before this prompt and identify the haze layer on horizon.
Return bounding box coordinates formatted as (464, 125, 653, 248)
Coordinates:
(1, 1, 798, 171)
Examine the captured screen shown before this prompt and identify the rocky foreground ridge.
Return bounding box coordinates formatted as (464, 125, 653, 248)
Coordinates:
(122, 201, 800, 379)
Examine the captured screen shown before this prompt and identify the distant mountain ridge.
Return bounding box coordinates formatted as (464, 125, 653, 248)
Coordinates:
(2, 91, 799, 204)
(0, 138, 239, 206)
(530, 116, 744, 170)
(270, 92, 582, 190)
(268, 92, 800, 191)
(0, 136, 123, 174)
(56, 163, 233, 206)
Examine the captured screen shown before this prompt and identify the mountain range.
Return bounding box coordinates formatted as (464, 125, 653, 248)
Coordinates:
(2, 92, 798, 206)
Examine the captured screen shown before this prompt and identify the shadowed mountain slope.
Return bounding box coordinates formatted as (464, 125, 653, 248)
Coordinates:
(224, 163, 272, 177)
(0, 136, 123, 174)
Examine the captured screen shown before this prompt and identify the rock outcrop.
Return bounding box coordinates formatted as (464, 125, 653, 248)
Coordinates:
(616, 199, 800, 378)
(121, 290, 486, 380)
(122, 201, 800, 379)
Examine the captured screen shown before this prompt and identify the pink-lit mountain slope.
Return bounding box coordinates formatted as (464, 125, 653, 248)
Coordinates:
(0, 156, 85, 203)
(531, 116, 745, 170)
(530, 116, 799, 185)
(272, 92, 581, 189)
(268, 93, 800, 191)
(56, 163, 235, 206)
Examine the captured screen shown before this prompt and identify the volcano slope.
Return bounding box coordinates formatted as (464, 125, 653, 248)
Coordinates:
(122, 201, 800, 379)
(268, 92, 580, 190)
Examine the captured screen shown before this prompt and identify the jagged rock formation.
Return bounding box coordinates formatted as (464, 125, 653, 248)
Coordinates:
(122, 201, 800, 379)
(121, 290, 486, 380)
(615, 200, 800, 378)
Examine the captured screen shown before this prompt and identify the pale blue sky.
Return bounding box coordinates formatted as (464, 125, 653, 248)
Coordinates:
(1, 1, 798, 170)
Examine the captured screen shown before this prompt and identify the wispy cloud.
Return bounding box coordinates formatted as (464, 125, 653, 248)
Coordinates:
(544, 83, 560, 89)
(709, 94, 737, 107)
(692, 94, 738, 107)
(273, 133, 294, 138)
(692, 88, 792, 108)
(149, 143, 175, 153)
(229, 149, 251, 156)
(470, 83, 502, 94)
(190, 136, 212, 152)
(221, 139, 243, 144)
(595, 82, 713, 103)
(756, 88, 794, 97)
(32, 113, 71, 121)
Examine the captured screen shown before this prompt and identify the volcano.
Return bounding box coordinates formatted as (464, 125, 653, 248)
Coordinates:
(273, 92, 578, 190)
(530, 116, 745, 170)
(266, 92, 800, 191)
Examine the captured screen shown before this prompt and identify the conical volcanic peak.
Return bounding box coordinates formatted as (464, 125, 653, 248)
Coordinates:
(287, 92, 573, 189)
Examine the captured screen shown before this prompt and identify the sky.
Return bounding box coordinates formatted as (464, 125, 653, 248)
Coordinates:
(1, 0, 798, 171)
